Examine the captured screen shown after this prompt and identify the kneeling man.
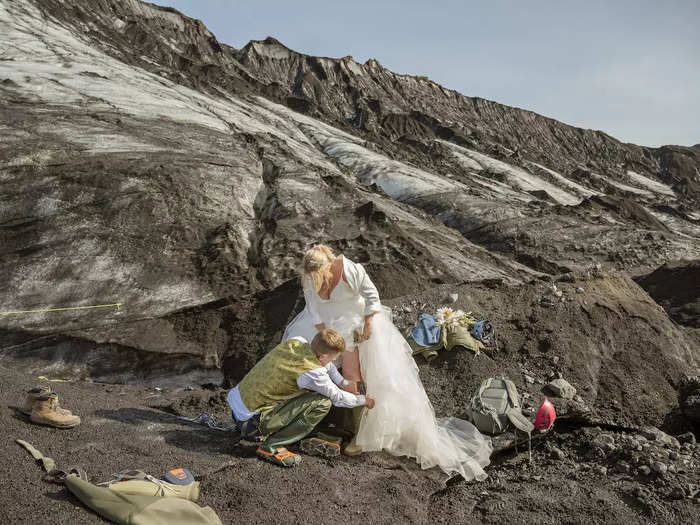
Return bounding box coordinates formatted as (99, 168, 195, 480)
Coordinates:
(227, 328, 374, 467)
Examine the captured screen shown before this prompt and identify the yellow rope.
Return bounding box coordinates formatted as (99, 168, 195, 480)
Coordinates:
(0, 302, 122, 315)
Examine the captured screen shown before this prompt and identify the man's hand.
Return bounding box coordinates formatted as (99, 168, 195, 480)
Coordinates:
(365, 396, 375, 409)
(340, 380, 359, 394)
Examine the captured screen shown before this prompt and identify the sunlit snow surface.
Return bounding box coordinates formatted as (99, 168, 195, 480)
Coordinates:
(626, 170, 675, 197)
(438, 141, 582, 205)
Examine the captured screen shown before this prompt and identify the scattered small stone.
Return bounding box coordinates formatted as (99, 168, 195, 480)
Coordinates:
(669, 451, 679, 461)
(638, 465, 651, 476)
(403, 305, 413, 313)
(524, 375, 535, 384)
(641, 426, 681, 449)
(678, 432, 696, 445)
(574, 394, 584, 403)
(596, 434, 615, 446)
(594, 466, 607, 475)
(448, 293, 458, 303)
(547, 378, 577, 399)
(651, 462, 668, 475)
(585, 446, 605, 460)
(613, 461, 631, 474)
(575, 287, 584, 294)
(669, 486, 686, 500)
(552, 356, 560, 364)
(540, 297, 554, 308)
(550, 446, 565, 460)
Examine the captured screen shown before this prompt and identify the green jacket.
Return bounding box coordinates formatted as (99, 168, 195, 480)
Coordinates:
(238, 338, 321, 414)
(65, 475, 223, 525)
(410, 323, 485, 361)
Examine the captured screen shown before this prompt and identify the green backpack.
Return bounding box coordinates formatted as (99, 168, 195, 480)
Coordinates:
(468, 377, 534, 436)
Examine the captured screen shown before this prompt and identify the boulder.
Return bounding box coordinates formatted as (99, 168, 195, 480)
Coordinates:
(547, 378, 577, 400)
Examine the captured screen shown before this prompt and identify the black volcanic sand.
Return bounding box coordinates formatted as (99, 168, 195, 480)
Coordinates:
(2, 276, 699, 524)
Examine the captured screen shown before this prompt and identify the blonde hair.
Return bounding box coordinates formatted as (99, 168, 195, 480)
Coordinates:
(311, 328, 346, 355)
(302, 244, 336, 292)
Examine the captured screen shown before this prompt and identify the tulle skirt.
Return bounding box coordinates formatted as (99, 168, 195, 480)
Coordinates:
(283, 305, 492, 481)
(355, 307, 492, 481)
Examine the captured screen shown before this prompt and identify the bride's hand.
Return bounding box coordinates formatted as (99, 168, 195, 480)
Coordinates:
(359, 319, 372, 342)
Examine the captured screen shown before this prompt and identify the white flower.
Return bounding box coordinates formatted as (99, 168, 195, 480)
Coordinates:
(436, 307, 455, 325)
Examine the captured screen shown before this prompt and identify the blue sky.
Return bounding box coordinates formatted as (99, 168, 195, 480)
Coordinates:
(161, 0, 699, 147)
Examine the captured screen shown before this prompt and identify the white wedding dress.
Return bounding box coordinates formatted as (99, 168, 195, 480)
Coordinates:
(283, 256, 492, 481)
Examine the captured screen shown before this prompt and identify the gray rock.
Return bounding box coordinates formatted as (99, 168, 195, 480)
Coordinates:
(448, 293, 458, 304)
(575, 287, 585, 294)
(641, 427, 681, 449)
(669, 451, 679, 461)
(540, 297, 555, 308)
(550, 446, 565, 460)
(585, 446, 605, 460)
(651, 462, 668, 475)
(678, 432, 696, 445)
(669, 486, 686, 500)
(547, 378, 577, 399)
(613, 461, 631, 474)
(638, 465, 651, 476)
(524, 375, 535, 384)
(595, 434, 616, 446)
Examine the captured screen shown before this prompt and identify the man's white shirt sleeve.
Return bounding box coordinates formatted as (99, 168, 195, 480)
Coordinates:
(297, 366, 365, 408)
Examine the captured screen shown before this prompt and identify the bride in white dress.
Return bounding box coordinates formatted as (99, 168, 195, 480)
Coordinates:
(283, 245, 492, 481)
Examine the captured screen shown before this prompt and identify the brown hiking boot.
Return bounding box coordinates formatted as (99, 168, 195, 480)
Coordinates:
(30, 393, 81, 428)
(20, 386, 52, 416)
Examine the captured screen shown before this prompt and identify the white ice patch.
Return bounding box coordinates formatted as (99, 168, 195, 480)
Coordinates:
(250, 41, 291, 59)
(315, 133, 461, 200)
(528, 162, 597, 198)
(595, 173, 653, 197)
(439, 141, 580, 205)
(626, 170, 674, 196)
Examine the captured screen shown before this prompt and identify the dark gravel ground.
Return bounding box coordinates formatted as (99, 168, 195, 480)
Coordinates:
(2, 354, 698, 524)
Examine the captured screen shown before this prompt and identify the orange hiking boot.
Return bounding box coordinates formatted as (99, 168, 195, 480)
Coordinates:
(20, 386, 52, 416)
(30, 393, 81, 428)
(256, 447, 301, 467)
(300, 436, 341, 458)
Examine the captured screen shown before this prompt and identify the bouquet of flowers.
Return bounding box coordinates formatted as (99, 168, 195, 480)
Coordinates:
(435, 307, 477, 329)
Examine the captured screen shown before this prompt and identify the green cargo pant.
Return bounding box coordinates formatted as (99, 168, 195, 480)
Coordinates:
(259, 391, 332, 453)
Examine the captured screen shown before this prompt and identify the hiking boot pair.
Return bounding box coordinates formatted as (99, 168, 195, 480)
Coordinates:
(257, 435, 342, 467)
(21, 386, 81, 429)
